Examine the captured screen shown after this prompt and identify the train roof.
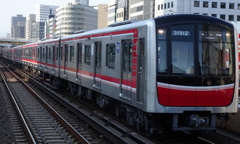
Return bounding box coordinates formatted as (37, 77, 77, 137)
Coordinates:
(9, 14, 235, 49)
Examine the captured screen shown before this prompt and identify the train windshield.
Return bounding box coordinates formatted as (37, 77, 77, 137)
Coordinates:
(157, 24, 234, 77)
(198, 25, 233, 76)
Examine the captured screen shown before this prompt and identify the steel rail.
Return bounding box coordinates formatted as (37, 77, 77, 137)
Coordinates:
(0, 70, 36, 144)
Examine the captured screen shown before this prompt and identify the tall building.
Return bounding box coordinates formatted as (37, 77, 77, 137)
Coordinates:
(11, 15, 26, 38)
(108, 0, 118, 25)
(55, 1, 97, 36)
(98, 4, 108, 29)
(30, 22, 45, 40)
(45, 13, 56, 39)
(116, 0, 129, 22)
(129, 0, 154, 20)
(107, 0, 154, 25)
(25, 14, 36, 40)
(155, 0, 240, 22)
(36, 4, 59, 40)
(36, 4, 59, 22)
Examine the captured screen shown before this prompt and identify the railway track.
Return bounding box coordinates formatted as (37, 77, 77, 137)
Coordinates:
(10, 64, 220, 144)
(13, 65, 155, 144)
(3, 61, 239, 144)
(0, 64, 91, 143)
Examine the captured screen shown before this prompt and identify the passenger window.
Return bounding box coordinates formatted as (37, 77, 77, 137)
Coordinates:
(60, 46, 63, 60)
(46, 47, 48, 59)
(77, 43, 82, 64)
(37, 48, 40, 58)
(56, 47, 58, 60)
(70, 46, 74, 63)
(95, 42, 102, 67)
(123, 42, 132, 72)
(52, 46, 55, 60)
(84, 45, 91, 65)
(48, 47, 51, 60)
(106, 43, 115, 69)
(65, 45, 68, 62)
(42, 48, 45, 58)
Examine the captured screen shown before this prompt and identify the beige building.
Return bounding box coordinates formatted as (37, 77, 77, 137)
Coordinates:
(98, 4, 108, 29)
(55, 1, 97, 36)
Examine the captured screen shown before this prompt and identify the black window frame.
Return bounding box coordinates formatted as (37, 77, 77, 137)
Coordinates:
(106, 43, 116, 69)
(84, 45, 91, 65)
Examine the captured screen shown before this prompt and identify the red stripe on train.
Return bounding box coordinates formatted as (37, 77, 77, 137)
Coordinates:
(157, 83, 234, 106)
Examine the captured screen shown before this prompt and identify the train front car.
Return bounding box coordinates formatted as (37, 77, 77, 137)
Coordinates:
(151, 15, 238, 132)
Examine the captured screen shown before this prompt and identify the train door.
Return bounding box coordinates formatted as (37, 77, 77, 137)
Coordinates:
(120, 39, 132, 99)
(93, 42, 102, 89)
(76, 43, 82, 82)
(136, 38, 145, 103)
(63, 44, 68, 77)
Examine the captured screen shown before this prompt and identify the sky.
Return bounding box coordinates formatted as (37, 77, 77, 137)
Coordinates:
(0, 0, 109, 38)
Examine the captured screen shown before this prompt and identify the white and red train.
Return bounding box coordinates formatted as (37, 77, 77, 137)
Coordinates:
(3, 14, 239, 134)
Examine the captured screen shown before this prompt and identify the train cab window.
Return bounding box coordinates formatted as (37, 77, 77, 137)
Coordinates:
(170, 25, 194, 75)
(70, 46, 74, 63)
(106, 43, 116, 69)
(157, 28, 167, 73)
(77, 43, 82, 64)
(198, 25, 234, 76)
(84, 45, 91, 65)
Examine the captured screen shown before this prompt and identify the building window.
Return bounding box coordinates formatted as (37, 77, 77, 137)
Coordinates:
(229, 3, 234, 9)
(238, 4, 240, 10)
(171, 1, 174, 7)
(237, 15, 240, 21)
(203, 13, 208, 15)
(220, 2, 226, 8)
(194, 1, 200, 7)
(203, 1, 208, 8)
(211, 14, 217, 17)
(164, 3, 166, 9)
(212, 2, 217, 8)
(158, 5, 160, 10)
(106, 43, 115, 69)
(229, 15, 234, 21)
(161, 4, 163, 10)
(220, 14, 225, 20)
